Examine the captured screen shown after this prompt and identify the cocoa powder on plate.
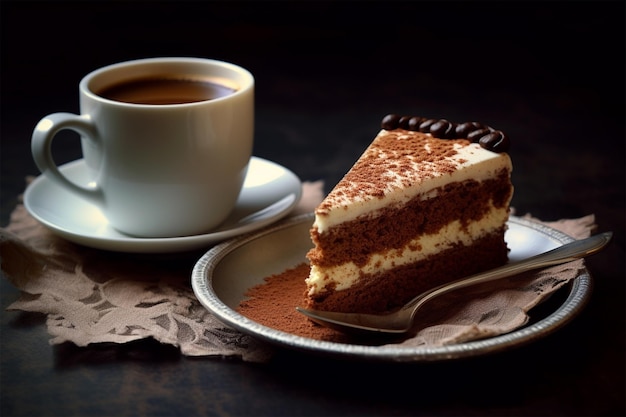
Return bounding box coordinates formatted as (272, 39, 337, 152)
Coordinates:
(236, 263, 352, 343)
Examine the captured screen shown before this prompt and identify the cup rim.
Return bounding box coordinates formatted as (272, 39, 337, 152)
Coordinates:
(80, 57, 254, 108)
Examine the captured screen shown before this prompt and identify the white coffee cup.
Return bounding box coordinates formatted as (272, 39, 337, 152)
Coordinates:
(31, 57, 254, 238)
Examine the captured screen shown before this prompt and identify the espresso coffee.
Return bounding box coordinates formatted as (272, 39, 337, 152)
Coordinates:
(96, 76, 237, 105)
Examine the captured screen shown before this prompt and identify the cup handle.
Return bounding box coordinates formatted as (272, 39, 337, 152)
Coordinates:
(31, 112, 104, 205)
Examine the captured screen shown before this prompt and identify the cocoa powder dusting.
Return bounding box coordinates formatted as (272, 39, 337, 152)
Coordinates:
(236, 263, 353, 343)
(315, 130, 471, 214)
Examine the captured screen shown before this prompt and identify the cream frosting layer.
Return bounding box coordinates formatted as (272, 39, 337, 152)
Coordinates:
(313, 130, 512, 234)
(306, 204, 509, 296)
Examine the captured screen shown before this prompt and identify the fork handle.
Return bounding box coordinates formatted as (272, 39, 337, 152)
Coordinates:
(486, 231, 612, 277)
(406, 231, 613, 309)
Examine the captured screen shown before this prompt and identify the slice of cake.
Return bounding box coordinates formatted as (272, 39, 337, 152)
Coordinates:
(305, 114, 513, 314)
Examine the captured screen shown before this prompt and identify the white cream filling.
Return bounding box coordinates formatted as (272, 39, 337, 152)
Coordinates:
(306, 205, 509, 296)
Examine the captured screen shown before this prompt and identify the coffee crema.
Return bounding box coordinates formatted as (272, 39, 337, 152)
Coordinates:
(95, 76, 237, 105)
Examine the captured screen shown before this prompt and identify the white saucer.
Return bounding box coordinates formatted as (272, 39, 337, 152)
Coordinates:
(24, 157, 302, 253)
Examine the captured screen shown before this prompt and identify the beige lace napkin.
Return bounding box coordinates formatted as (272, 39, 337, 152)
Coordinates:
(1, 177, 595, 362)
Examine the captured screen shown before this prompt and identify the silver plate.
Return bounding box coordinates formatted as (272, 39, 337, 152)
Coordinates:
(191, 214, 592, 361)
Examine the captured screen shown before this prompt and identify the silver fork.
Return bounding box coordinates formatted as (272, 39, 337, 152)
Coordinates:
(296, 232, 613, 335)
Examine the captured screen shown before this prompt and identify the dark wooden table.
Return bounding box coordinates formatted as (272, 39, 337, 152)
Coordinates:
(2, 2, 624, 416)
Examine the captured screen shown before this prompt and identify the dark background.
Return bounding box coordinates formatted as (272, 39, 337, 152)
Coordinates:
(1, 1, 624, 416)
(3, 1, 623, 218)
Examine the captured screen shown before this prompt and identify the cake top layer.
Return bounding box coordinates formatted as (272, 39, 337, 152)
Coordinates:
(313, 115, 512, 231)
